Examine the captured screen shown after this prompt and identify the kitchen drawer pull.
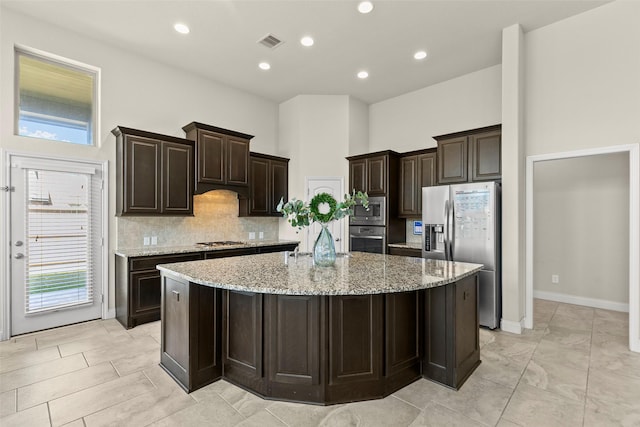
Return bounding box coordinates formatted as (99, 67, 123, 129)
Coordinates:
(172, 290, 180, 301)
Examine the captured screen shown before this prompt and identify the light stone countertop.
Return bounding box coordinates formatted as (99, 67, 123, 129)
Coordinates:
(387, 242, 422, 250)
(157, 251, 483, 296)
(114, 240, 299, 258)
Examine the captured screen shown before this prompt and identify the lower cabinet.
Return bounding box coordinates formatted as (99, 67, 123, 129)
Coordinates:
(115, 252, 203, 329)
(116, 244, 299, 329)
(388, 246, 422, 257)
(422, 274, 480, 389)
(160, 277, 223, 392)
(159, 280, 478, 400)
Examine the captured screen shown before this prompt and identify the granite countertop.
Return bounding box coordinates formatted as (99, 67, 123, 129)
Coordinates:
(388, 242, 422, 250)
(114, 240, 299, 258)
(157, 251, 483, 296)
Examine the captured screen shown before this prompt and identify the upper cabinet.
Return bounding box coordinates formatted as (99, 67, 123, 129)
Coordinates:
(398, 149, 437, 217)
(347, 151, 399, 196)
(239, 153, 289, 217)
(182, 122, 253, 197)
(434, 125, 501, 184)
(113, 127, 194, 216)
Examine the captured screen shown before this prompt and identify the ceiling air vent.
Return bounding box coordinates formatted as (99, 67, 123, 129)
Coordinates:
(258, 33, 284, 49)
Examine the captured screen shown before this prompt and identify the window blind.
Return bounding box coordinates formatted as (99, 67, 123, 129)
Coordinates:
(24, 168, 94, 313)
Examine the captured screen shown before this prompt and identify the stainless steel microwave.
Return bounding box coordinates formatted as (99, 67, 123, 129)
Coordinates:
(349, 196, 385, 226)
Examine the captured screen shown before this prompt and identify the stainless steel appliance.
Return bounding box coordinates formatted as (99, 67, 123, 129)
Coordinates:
(349, 226, 386, 254)
(350, 196, 385, 226)
(422, 182, 501, 329)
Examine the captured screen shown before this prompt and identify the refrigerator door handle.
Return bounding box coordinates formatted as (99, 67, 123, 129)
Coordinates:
(444, 200, 450, 261)
(449, 201, 455, 260)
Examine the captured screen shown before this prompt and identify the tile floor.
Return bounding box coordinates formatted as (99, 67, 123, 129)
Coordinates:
(1, 299, 639, 426)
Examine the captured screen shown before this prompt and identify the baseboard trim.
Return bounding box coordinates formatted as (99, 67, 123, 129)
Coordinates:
(533, 290, 629, 313)
(105, 309, 116, 319)
(500, 318, 524, 334)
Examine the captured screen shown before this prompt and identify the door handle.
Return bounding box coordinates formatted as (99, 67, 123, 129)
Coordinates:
(14, 253, 24, 259)
(172, 290, 180, 301)
(335, 237, 341, 242)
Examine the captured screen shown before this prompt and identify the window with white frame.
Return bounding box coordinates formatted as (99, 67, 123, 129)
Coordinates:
(15, 46, 99, 146)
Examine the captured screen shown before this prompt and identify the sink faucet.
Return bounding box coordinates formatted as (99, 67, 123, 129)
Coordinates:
(294, 246, 299, 259)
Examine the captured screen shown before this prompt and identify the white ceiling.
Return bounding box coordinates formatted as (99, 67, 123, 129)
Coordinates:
(4, 0, 609, 104)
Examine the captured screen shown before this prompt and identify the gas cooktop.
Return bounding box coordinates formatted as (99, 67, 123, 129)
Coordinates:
(196, 241, 244, 247)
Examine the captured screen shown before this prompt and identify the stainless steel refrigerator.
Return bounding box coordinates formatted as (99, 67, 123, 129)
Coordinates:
(422, 182, 501, 329)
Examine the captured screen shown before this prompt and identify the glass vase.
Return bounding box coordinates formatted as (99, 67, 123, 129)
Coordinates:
(313, 224, 336, 267)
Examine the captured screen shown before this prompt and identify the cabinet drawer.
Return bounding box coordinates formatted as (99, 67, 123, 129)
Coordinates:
(130, 253, 202, 271)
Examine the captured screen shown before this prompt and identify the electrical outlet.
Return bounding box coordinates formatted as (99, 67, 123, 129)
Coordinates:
(259, 231, 264, 239)
(249, 232, 256, 240)
(143, 237, 150, 246)
(551, 274, 559, 284)
(151, 236, 157, 245)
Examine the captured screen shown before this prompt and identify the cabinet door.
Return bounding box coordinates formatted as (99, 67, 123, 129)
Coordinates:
(417, 152, 437, 214)
(270, 159, 288, 215)
(469, 130, 501, 181)
(130, 270, 161, 319)
(124, 135, 161, 214)
(399, 156, 418, 217)
(349, 159, 367, 193)
(249, 157, 270, 215)
(367, 156, 387, 195)
(226, 136, 250, 186)
(163, 141, 193, 215)
(162, 276, 190, 385)
(437, 137, 468, 184)
(198, 130, 225, 184)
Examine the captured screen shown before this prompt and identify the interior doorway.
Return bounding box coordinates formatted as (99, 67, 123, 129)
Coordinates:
(525, 144, 639, 352)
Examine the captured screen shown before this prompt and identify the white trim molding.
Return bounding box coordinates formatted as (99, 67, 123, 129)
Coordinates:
(525, 143, 640, 353)
(500, 317, 525, 334)
(534, 290, 629, 313)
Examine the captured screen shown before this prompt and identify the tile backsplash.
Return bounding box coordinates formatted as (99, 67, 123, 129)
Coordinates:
(405, 219, 422, 244)
(116, 190, 279, 248)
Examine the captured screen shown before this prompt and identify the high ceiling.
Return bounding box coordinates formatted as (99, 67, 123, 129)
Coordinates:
(3, 0, 609, 104)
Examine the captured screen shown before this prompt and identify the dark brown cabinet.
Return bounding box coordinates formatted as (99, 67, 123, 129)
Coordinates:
(347, 151, 399, 196)
(435, 125, 501, 184)
(399, 149, 437, 217)
(182, 122, 253, 196)
(115, 252, 203, 329)
(422, 273, 480, 389)
(116, 244, 298, 330)
(388, 246, 422, 257)
(160, 278, 223, 392)
(239, 153, 289, 217)
(113, 127, 194, 216)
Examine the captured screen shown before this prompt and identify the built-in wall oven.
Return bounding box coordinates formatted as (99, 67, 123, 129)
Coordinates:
(349, 226, 386, 254)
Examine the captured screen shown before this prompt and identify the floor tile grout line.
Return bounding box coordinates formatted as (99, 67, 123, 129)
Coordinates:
(265, 407, 292, 427)
(46, 401, 52, 427)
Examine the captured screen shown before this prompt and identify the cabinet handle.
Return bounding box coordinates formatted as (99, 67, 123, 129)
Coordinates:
(172, 290, 180, 302)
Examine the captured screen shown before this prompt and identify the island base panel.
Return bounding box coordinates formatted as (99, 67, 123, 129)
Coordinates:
(160, 272, 480, 402)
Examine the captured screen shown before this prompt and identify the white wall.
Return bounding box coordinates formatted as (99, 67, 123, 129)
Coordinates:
(348, 97, 369, 157)
(0, 8, 280, 336)
(533, 153, 629, 305)
(278, 95, 353, 249)
(519, 0, 640, 338)
(369, 65, 502, 153)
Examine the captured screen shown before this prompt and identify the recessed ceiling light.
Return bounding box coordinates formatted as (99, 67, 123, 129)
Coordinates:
(300, 36, 314, 47)
(259, 62, 271, 71)
(414, 50, 427, 60)
(174, 23, 190, 34)
(357, 70, 369, 79)
(358, 1, 374, 14)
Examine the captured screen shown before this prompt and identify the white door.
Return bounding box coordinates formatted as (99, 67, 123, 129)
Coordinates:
(305, 177, 345, 253)
(9, 155, 103, 336)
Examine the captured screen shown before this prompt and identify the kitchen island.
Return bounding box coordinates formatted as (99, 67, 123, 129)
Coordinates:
(157, 252, 483, 404)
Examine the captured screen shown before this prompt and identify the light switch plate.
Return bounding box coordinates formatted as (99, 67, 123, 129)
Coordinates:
(249, 232, 256, 240)
(151, 236, 157, 245)
(259, 231, 264, 239)
(143, 237, 150, 246)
